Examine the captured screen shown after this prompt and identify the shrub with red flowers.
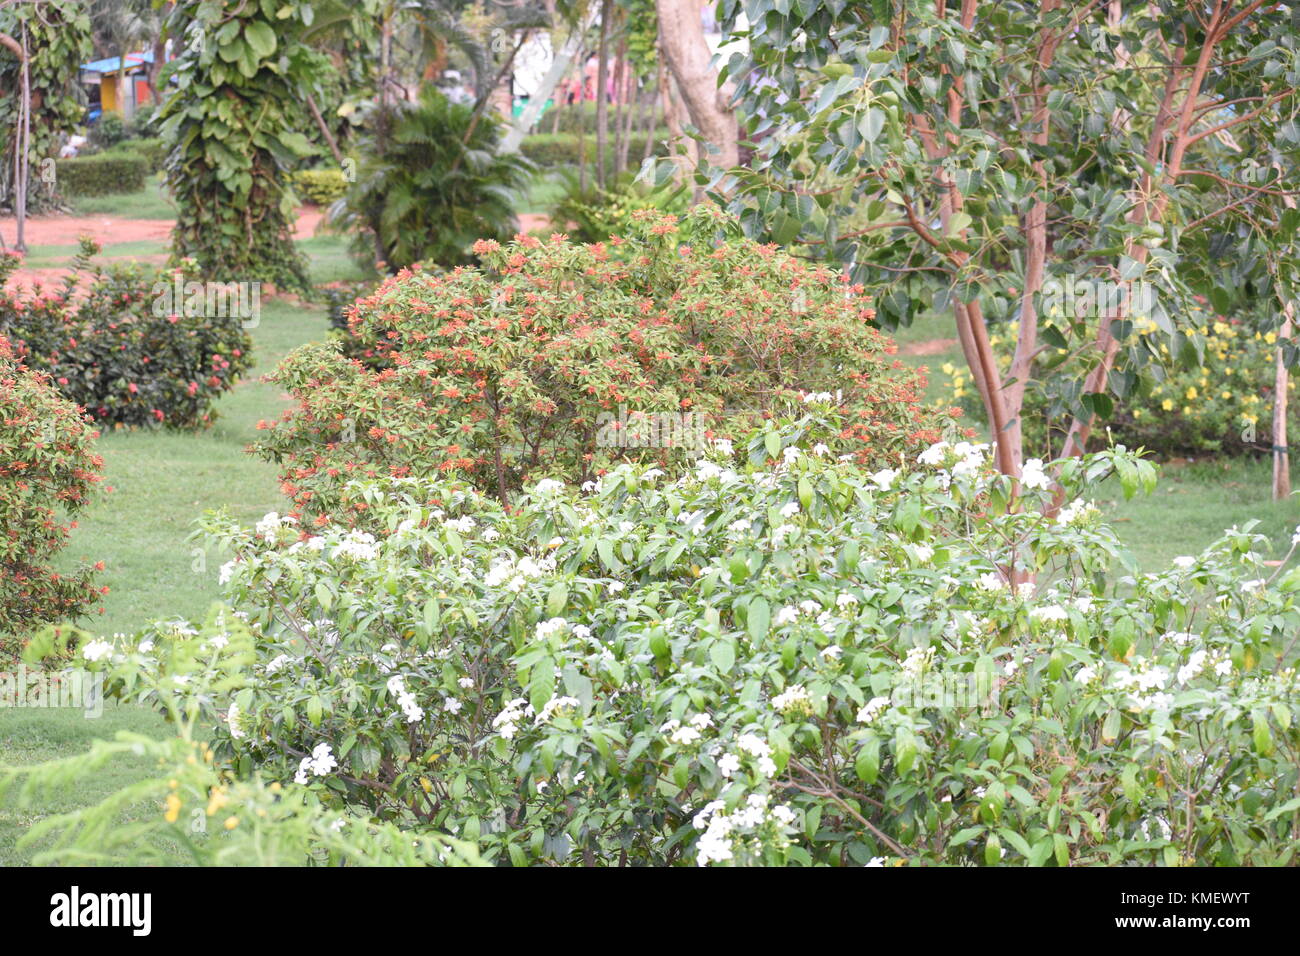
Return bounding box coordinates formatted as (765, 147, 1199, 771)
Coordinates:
(0, 336, 105, 648)
(0, 243, 253, 430)
(254, 205, 959, 519)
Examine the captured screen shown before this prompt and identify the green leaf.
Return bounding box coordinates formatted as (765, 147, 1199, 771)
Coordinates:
(747, 597, 771, 641)
(243, 20, 278, 60)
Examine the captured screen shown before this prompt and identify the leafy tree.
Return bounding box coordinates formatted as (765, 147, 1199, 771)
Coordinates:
(156, 0, 327, 293)
(714, 0, 1300, 493)
(0, 0, 93, 231)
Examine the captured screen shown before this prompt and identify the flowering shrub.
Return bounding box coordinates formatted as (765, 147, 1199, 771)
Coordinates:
(55, 411, 1300, 865)
(0, 244, 253, 429)
(943, 310, 1293, 459)
(254, 205, 954, 519)
(5, 612, 483, 867)
(0, 337, 104, 648)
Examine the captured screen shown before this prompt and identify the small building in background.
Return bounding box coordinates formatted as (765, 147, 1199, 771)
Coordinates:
(80, 52, 155, 121)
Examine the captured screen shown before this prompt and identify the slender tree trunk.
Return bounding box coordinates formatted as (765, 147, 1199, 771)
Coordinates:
(1274, 307, 1293, 501)
(594, 0, 612, 189)
(502, 7, 599, 153)
(305, 91, 344, 165)
(654, 0, 738, 169)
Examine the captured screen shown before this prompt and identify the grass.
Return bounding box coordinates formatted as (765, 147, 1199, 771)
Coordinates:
(57, 298, 327, 637)
(67, 173, 177, 220)
(0, 704, 186, 865)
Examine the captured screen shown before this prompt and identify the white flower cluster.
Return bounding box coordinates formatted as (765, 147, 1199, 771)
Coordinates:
(535, 617, 569, 639)
(334, 530, 380, 562)
(80, 639, 114, 662)
(735, 733, 778, 776)
(693, 793, 797, 865)
(483, 553, 556, 591)
(386, 675, 425, 723)
(1020, 458, 1050, 490)
(772, 684, 810, 714)
(856, 696, 891, 724)
(492, 698, 533, 740)
(293, 743, 338, 785)
(1057, 499, 1098, 527)
(226, 702, 246, 740)
(444, 515, 475, 534)
(660, 713, 713, 746)
(534, 694, 581, 726)
(255, 511, 297, 540)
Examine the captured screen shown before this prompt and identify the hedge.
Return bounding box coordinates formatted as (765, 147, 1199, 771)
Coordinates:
(107, 137, 166, 173)
(290, 167, 349, 206)
(55, 151, 149, 197)
(518, 129, 670, 168)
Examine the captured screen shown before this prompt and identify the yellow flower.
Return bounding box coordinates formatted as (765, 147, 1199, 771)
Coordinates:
(1162, 399, 1174, 411)
(1185, 386, 1198, 400)
(224, 816, 239, 830)
(164, 793, 181, 824)
(1221, 391, 1231, 400)
(1266, 332, 1278, 344)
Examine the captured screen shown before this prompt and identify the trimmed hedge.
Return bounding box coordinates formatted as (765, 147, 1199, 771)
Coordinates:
(55, 151, 149, 196)
(108, 137, 166, 173)
(519, 129, 670, 168)
(290, 167, 349, 206)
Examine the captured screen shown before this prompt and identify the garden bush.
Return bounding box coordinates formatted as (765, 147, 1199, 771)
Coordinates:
(548, 168, 688, 244)
(54, 151, 149, 197)
(519, 129, 669, 169)
(329, 88, 533, 272)
(253, 205, 955, 520)
(290, 167, 349, 207)
(108, 136, 166, 174)
(0, 335, 104, 646)
(89, 111, 128, 150)
(49, 414, 1300, 865)
(0, 243, 253, 429)
(942, 309, 1295, 460)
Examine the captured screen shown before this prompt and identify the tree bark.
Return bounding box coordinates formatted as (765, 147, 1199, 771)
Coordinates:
(594, 0, 612, 188)
(654, 0, 738, 169)
(1274, 308, 1293, 501)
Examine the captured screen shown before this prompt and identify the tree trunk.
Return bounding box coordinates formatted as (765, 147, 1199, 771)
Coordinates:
(594, 0, 611, 188)
(305, 91, 344, 165)
(1274, 308, 1295, 501)
(654, 0, 737, 169)
(502, 7, 599, 153)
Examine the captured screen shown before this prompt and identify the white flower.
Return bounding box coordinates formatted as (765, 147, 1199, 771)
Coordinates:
(137, 639, 154, 653)
(865, 857, 887, 867)
(444, 516, 475, 533)
(218, 560, 237, 585)
(81, 639, 113, 662)
(1292, 524, 1300, 547)
(976, 571, 1005, 592)
(255, 511, 283, 539)
(482, 527, 501, 542)
(912, 543, 934, 564)
(334, 530, 380, 562)
(532, 479, 564, 495)
(678, 509, 706, 531)
(869, 468, 898, 491)
(226, 703, 246, 739)
(1075, 665, 1097, 684)
(534, 695, 580, 726)
(779, 501, 800, 518)
(856, 697, 890, 724)
(1029, 604, 1069, 625)
(535, 617, 569, 639)
(821, 645, 843, 661)
(772, 684, 810, 712)
(728, 518, 752, 533)
(443, 697, 463, 715)
(1020, 458, 1050, 490)
(812, 443, 829, 456)
(835, 592, 858, 608)
(297, 743, 337, 782)
(457, 676, 475, 689)
(712, 438, 735, 456)
(918, 441, 949, 466)
(775, 605, 800, 626)
(802, 391, 834, 404)
(717, 753, 741, 778)
(265, 653, 292, 675)
(1172, 555, 1196, 570)
(1177, 650, 1207, 685)
(781, 446, 801, 465)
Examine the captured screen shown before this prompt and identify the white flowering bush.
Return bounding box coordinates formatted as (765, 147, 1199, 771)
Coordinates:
(37, 411, 1300, 865)
(5, 613, 483, 867)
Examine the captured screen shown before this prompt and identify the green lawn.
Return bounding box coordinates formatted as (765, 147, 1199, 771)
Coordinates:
(58, 298, 327, 637)
(68, 172, 177, 220)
